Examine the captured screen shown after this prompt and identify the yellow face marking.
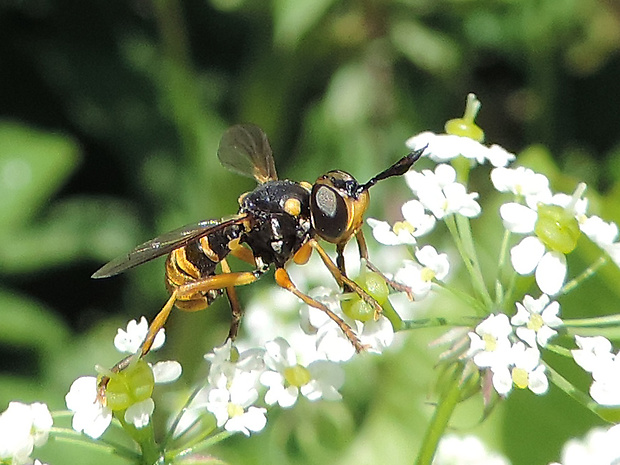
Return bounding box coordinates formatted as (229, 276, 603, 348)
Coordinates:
(284, 197, 302, 216)
(300, 181, 312, 191)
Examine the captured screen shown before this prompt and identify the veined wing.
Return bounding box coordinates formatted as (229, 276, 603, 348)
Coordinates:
(91, 214, 248, 278)
(217, 124, 278, 184)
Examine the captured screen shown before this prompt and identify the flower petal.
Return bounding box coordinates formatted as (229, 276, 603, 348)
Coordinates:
(500, 203, 537, 233)
(535, 251, 566, 295)
(510, 237, 545, 274)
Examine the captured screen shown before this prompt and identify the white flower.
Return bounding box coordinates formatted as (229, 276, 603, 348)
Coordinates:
(511, 294, 562, 347)
(0, 402, 53, 465)
(124, 398, 154, 429)
(152, 360, 183, 383)
(301, 290, 395, 360)
(491, 166, 551, 200)
(201, 371, 267, 436)
(467, 313, 513, 369)
(394, 246, 449, 301)
(205, 339, 265, 388)
(114, 316, 165, 354)
(550, 424, 620, 465)
(500, 203, 567, 295)
(406, 131, 515, 167)
(491, 342, 548, 396)
(579, 215, 618, 248)
(406, 164, 481, 219)
(367, 199, 436, 246)
(499, 183, 588, 295)
(579, 216, 620, 270)
(260, 338, 344, 408)
(572, 335, 614, 373)
(434, 434, 511, 465)
(65, 376, 112, 439)
(178, 340, 268, 437)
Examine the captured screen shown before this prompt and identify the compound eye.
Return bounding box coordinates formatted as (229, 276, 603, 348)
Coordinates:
(311, 184, 349, 242)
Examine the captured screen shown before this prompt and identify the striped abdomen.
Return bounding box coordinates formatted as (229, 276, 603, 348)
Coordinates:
(164, 222, 243, 311)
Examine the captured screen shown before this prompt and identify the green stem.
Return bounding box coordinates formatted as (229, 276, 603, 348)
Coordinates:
(560, 255, 608, 295)
(562, 313, 620, 328)
(414, 363, 464, 465)
(445, 215, 493, 310)
(400, 316, 480, 331)
(494, 229, 512, 306)
(171, 430, 235, 460)
(543, 343, 572, 358)
(162, 382, 206, 447)
(545, 365, 599, 415)
(118, 414, 162, 465)
(382, 298, 404, 330)
(50, 427, 141, 460)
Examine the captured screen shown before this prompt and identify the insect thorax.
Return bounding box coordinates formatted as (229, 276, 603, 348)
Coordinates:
(239, 180, 312, 268)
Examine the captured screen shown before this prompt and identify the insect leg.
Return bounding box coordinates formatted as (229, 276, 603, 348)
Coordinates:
(355, 230, 414, 300)
(309, 239, 384, 319)
(335, 241, 353, 293)
(274, 268, 366, 353)
(220, 258, 243, 340)
(228, 237, 257, 266)
(97, 290, 178, 403)
(97, 271, 260, 404)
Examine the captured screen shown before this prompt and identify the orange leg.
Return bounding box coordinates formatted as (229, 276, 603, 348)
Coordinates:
(98, 270, 259, 403)
(275, 268, 366, 353)
(309, 239, 384, 319)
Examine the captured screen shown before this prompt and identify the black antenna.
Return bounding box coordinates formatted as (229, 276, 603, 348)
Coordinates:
(357, 146, 426, 195)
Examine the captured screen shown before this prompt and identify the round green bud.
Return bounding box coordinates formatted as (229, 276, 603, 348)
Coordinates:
(445, 118, 485, 142)
(342, 271, 390, 322)
(534, 204, 580, 254)
(359, 271, 389, 305)
(105, 359, 155, 411)
(342, 297, 374, 322)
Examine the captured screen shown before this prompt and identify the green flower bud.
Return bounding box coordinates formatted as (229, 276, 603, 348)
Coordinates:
(444, 93, 485, 142)
(342, 271, 390, 322)
(105, 359, 155, 411)
(534, 204, 580, 254)
(360, 271, 390, 305)
(342, 298, 374, 322)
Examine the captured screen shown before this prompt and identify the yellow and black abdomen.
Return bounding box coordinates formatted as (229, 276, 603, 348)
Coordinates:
(164, 223, 244, 311)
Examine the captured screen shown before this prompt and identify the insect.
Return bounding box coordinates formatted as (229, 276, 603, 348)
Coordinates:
(93, 124, 423, 379)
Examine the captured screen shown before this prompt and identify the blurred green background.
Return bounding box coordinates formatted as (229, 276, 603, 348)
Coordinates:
(1, 0, 620, 464)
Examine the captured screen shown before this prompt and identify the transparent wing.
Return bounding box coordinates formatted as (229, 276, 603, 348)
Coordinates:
(91, 214, 248, 278)
(217, 124, 278, 183)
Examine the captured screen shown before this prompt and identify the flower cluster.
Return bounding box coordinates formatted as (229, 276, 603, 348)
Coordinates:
(241, 263, 399, 363)
(0, 401, 52, 465)
(65, 317, 181, 438)
(362, 102, 620, 410)
(434, 434, 511, 465)
(7, 94, 620, 464)
(549, 423, 620, 465)
(572, 335, 620, 406)
(466, 294, 562, 396)
(175, 337, 344, 437)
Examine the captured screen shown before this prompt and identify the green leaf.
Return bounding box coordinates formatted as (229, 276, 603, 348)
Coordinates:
(273, 0, 336, 49)
(0, 121, 80, 231)
(0, 196, 142, 273)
